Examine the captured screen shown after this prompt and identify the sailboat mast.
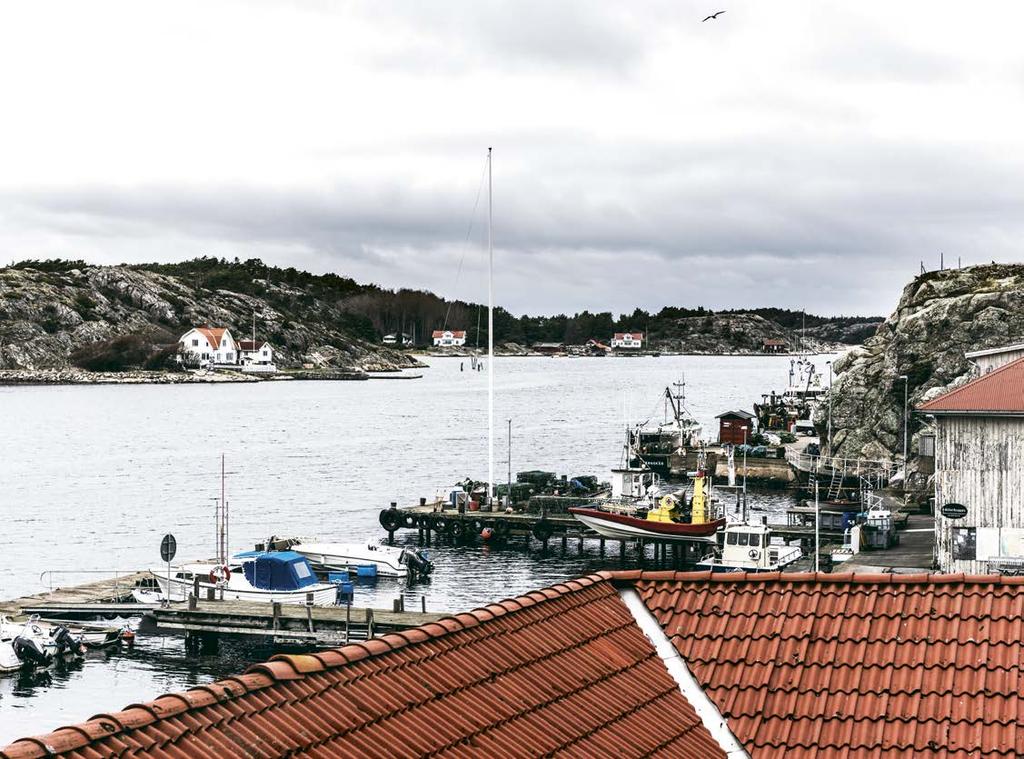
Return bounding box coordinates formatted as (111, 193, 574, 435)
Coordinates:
(487, 147, 494, 503)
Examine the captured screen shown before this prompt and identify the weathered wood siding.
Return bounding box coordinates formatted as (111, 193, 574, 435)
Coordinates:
(935, 415, 1024, 573)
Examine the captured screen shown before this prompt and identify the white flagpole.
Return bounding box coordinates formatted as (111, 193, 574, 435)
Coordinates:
(487, 147, 494, 504)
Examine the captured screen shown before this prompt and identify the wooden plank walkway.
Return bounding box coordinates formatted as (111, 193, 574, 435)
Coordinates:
(0, 571, 150, 614)
(141, 599, 445, 644)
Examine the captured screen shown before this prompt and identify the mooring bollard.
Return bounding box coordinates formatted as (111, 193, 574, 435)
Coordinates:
(272, 602, 281, 631)
(421, 596, 426, 613)
(206, 587, 215, 602)
(188, 594, 197, 611)
(193, 576, 200, 601)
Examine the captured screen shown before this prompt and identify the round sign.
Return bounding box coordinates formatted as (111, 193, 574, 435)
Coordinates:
(941, 503, 968, 520)
(160, 533, 177, 563)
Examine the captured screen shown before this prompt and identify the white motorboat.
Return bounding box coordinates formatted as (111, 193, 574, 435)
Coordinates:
(0, 616, 85, 672)
(143, 551, 340, 606)
(696, 521, 802, 573)
(273, 538, 433, 579)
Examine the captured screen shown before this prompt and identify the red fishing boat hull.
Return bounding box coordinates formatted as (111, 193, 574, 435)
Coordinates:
(568, 507, 724, 542)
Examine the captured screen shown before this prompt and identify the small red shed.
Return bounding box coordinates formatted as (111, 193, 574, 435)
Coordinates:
(717, 410, 756, 445)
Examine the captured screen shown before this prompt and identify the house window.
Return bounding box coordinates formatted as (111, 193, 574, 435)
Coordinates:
(192, 339, 199, 347)
(226, 353, 233, 361)
(262, 350, 268, 356)
(952, 527, 976, 561)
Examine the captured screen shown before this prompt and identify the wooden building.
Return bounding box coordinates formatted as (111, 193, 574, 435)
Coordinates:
(762, 338, 787, 353)
(716, 410, 756, 445)
(918, 356, 1024, 573)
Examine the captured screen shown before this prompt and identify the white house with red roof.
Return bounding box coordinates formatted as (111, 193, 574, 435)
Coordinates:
(238, 339, 275, 368)
(178, 326, 238, 367)
(432, 329, 466, 347)
(611, 331, 644, 349)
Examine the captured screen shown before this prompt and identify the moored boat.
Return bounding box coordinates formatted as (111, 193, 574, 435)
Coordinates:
(570, 457, 724, 543)
(695, 521, 802, 573)
(140, 551, 340, 606)
(262, 537, 433, 579)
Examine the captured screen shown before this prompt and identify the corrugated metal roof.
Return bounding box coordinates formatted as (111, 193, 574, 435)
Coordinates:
(0, 574, 724, 759)
(630, 570, 1024, 758)
(918, 356, 1024, 413)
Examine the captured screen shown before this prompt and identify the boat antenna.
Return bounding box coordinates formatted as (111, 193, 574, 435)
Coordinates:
(487, 147, 494, 505)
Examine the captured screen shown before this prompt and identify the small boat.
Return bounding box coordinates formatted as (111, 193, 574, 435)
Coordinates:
(141, 551, 341, 606)
(0, 617, 86, 672)
(695, 521, 802, 573)
(293, 541, 432, 579)
(261, 537, 433, 579)
(570, 458, 725, 543)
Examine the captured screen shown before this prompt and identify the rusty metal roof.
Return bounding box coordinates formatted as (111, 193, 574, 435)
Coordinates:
(630, 570, 1024, 758)
(0, 574, 724, 759)
(918, 356, 1024, 413)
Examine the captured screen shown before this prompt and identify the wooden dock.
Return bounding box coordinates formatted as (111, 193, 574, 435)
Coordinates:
(0, 571, 150, 614)
(139, 598, 444, 645)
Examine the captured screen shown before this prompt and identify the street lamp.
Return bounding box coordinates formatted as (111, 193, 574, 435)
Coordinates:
(826, 360, 833, 459)
(899, 374, 909, 474)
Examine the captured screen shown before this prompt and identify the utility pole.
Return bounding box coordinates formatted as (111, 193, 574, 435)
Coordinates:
(826, 360, 833, 459)
(741, 425, 748, 522)
(900, 375, 909, 482)
(507, 419, 512, 510)
(814, 478, 820, 572)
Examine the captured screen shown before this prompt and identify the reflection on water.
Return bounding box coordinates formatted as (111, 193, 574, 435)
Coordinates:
(0, 354, 825, 740)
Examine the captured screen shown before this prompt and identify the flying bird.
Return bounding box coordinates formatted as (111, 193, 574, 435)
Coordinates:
(702, 10, 726, 21)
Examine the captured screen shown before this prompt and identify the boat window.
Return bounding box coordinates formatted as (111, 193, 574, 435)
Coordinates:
(737, 532, 749, 546)
(293, 561, 312, 579)
(749, 534, 761, 547)
(727, 532, 738, 545)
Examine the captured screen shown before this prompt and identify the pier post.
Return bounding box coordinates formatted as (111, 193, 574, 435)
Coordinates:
(599, 538, 606, 556)
(578, 534, 584, 554)
(620, 540, 626, 563)
(561, 534, 568, 551)
(366, 608, 375, 639)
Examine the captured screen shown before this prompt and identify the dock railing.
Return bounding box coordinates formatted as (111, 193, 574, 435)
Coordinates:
(785, 450, 899, 482)
(37, 569, 142, 601)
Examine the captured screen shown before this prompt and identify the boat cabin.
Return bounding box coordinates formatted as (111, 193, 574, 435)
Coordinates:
(610, 467, 655, 499)
(234, 551, 321, 591)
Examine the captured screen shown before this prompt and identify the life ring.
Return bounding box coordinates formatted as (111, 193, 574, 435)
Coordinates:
(209, 565, 231, 584)
(659, 494, 677, 510)
(748, 549, 760, 561)
(472, 519, 484, 533)
(450, 521, 466, 539)
(403, 513, 416, 528)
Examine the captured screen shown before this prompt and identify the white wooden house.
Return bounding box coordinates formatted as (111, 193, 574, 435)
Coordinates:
(178, 327, 238, 367)
(611, 332, 643, 349)
(238, 340, 275, 366)
(432, 330, 466, 347)
(918, 354, 1024, 573)
(383, 333, 412, 346)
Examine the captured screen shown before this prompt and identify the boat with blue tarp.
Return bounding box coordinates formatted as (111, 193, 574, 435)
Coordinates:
(139, 551, 341, 606)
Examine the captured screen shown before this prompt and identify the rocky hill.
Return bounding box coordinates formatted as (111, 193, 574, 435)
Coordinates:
(0, 262, 419, 372)
(822, 263, 1024, 460)
(648, 312, 846, 354)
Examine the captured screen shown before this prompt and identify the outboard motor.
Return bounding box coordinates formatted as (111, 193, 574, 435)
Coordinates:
(51, 626, 87, 658)
(13, 633, 51, 668)
(402, 548, 434, 578)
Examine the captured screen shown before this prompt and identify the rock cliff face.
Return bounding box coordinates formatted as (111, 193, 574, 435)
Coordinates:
(0, 264, 420, 372)
(650, 313, 840, 354)
(823, 264, 1024, 460)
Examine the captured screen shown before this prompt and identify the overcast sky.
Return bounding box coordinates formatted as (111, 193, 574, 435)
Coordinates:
(2, 1, 1023, 318)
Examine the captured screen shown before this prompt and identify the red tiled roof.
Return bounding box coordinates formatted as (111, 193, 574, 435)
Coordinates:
(432, 330, 466, 338)
(613, 332, 643, 340)
(12, 570, 1024, 758)
(2, 574, 724, 759)
(918, 356, 1024, 413)
(630, 570, 1024, 758)
(196, 326, 228, 350)
(237, 340, 267, 352)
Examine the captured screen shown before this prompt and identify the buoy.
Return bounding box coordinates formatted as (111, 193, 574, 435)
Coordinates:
(121, 629, 136, 646)
(481, 527, 494, 541)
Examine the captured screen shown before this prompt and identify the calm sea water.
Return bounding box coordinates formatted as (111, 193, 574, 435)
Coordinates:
(0, 354, 825, 740)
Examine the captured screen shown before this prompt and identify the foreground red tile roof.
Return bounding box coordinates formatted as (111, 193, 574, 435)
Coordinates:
(432, 330, 466, 338)
(631, 570, 1024, 758)
(237, 339, 268, 352)
(195, 326, 228, 350)
(9, 570, 1024, 758)
(1, 574, 723, 759)
(918, 355, 1024, 413)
